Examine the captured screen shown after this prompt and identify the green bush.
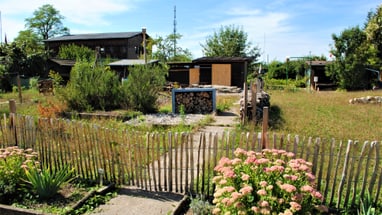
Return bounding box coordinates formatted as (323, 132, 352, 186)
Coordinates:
(58, 44, 95, 61)
(29, 77, 39, 90)
(190, 195, 213, 215)
(24, 165, 75, 200)
(59, 61, 122, 112)
(0, 147, 39, 203)
(123, 64, 167, 113)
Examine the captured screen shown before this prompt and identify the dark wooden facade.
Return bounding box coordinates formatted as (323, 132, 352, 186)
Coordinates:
(308, 61, 336, 90)
(167, 57, 253, 88)
(44, 32, 148, 59)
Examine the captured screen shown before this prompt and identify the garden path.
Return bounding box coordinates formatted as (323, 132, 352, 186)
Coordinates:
(91, 93, 241, 215)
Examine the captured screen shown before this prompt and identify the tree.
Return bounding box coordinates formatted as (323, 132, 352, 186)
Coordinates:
(152, 34, 193, 62)
(201, 25, 260, 59)
(327, 26, 371, 90)
(13, 30, 43, 53)
(25, 4, 69, 41)
(364, 4, 382, 67)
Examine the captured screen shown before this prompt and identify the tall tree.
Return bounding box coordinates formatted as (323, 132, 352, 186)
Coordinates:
(152, 34, 193, 62)
(327, 26, 371, 90)
(13, 30, 43, 53)
(201, 25, 260, 59)
(364, 4, 382, 67)
(25, 4, 69, 41)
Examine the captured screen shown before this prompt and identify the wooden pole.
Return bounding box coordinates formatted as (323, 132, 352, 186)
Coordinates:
(251, 82, 257, 125)
(9, 99, 16, 114)
(9, 99, 17, 146)
(242, 61, 248, 124)
(262, 107, 269, 149)
(17, 74, 22, 103)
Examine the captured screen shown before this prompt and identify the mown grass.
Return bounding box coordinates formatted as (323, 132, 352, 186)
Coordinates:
(265, 89, 382, 142)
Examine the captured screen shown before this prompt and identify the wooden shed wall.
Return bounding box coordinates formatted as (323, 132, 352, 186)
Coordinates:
(212, 64, 231, 86)
(189, 68, 200, 85)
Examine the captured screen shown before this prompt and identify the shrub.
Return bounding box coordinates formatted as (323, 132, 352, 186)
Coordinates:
(190, 195, 213, 215)
(212, 148, 328, 214)
(24, 165, 75, 200)
(29, 77, 39, 90)
(59, 61, 122, 112)
(123, 64, 167, 113)
(0, 147, 39, 203)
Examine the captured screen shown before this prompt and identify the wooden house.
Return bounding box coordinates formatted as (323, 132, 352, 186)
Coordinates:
(44, 32, 148, 59)
(167, 57, 254, 88)
(44, 31, 150, 81)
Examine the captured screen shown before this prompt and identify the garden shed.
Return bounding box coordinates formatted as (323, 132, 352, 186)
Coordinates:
(308, 60, 335, 90)
(167, 57, 253, 88)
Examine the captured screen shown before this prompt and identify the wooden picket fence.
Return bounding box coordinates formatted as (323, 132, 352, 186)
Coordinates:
(0, 114, 381, 210)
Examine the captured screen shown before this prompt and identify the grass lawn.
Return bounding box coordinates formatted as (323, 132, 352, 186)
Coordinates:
(266, 89, 382, 142)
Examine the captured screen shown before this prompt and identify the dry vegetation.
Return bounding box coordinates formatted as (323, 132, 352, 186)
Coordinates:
(267, 89, 382, 142)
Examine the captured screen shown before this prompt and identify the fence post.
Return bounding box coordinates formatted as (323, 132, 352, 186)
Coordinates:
(9, 99, 16, 114)
(262, 107, 269, 149)
(8, 99, 17, 146)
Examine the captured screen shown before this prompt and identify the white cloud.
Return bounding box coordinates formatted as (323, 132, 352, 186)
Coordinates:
(0, 0, 138, 41)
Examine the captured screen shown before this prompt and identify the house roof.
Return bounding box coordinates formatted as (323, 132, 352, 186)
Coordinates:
(192, 57, 254, 63)
(108, 59, 159, 66)
(306, 60, 331, 66)
(44, 32, 144, 42)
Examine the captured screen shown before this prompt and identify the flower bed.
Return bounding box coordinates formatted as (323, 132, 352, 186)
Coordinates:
(212, 148, 328, 214)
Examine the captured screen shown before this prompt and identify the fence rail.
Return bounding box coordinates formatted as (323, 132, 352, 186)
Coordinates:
(0, 114, 381, 209)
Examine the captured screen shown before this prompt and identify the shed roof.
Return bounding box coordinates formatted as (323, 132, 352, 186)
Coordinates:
(108, 59, 159, 66)
(306, 60, 331, 66)
(44, 32, 143, 42)
(192, 56, 254, 63)
(49, 58, 76, 66)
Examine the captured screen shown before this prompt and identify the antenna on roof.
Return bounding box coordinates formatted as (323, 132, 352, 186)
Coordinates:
(173, 5, 177, 57)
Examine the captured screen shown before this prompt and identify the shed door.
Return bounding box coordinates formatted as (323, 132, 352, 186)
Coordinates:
(189, 68, 200, 85)
(212, 64, 231, 86)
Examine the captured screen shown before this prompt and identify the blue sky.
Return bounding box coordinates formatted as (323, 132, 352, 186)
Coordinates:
(0, 0, 380, 61)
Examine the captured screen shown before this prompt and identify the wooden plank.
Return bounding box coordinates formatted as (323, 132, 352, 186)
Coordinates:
(179, 132, 185, 193)
(368, 141, 379, 199)
(352, 141, 369, 205)
(312, 138, 320, 176)
(196, 133, 203, 193)
(146, 133, 151, 191)
(189, 68, 200, 85)
(323, 138, 335, 203)
(151, 133, 157, 191)
(206, 132, 212, 196)
(168, 132, 173, 192)
(211, 64, 231, 86)
(344, 141, 358, 207)
(329, 140, 344, 205)
(372, 142, 381, 206)
(174, 133, 179, 193)
(163, 133, 168, 191)
(184, 133, 189, 193)
(337, 140, 353, 209)
(157, 133, 162, 191)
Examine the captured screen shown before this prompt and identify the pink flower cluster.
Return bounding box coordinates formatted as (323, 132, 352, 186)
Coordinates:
(212, 148, 328, 214)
